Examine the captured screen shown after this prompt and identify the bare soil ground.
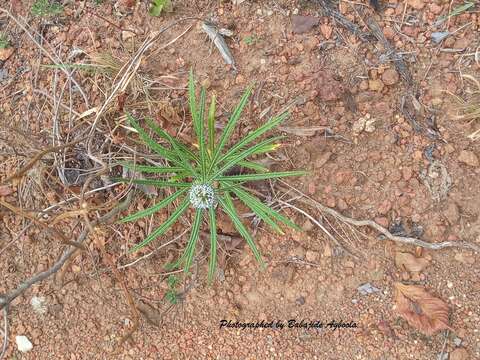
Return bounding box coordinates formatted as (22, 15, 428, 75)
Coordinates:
(0, 0, 479, 359)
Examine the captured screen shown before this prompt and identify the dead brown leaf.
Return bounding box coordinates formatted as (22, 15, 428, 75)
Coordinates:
(317, 72, 344, 101)
(394, 282, 451, 336)
(0, 47, 14, 61)
(395, 251, 429, 273)
(377, 320, 396, 339)
(320, 23, 333, 39)
(0, 185, 14, 196)
(291, 15, 319, 34)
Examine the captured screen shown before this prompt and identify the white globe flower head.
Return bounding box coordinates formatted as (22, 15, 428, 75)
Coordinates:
(189, 183, 217, 209)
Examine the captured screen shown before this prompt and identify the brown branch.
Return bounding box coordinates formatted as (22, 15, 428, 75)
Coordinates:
(0, 200, 86, 250)
(305, 197, 480, 252)
(0, 307, 7, 360)
(0, 137, 86, 185)
(278, 182, 480, 253)
(82, 213, 140, 349)
(0, 192, 132, 311)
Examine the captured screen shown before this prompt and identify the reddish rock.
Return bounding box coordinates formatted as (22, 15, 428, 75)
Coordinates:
(402, 167, 413, 181)
(450, 348, 470, 360)
(317, 73, 343, 101)
(292, 15, 319, 34)
(369, 79, 384, 92)
(337, 198, 348, 211)
(444, 202, 460, 225)
(315, 152, 332, 168)
(429, 3, 443, 15)
(381, 69, 400, 86)
(375, 217, 389, 228)
(458, 150, 479, 167)
(409, 0, 425, 10)
(378, 199, 392, 215)
(453, 37, 470, 50)
(383, 27, 395, 40)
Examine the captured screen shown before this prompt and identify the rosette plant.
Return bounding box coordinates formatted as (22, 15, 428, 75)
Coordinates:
(119, 71, 306, 282)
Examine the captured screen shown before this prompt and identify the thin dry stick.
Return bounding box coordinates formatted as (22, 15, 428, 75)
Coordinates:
(0, 199, 85, 250)
(0, 137, 86, 185)
(275, 199, 347, 250)
(33, 89, 81, 117)
(279, 181, 480, 253)
(82, 213, 139, 348)
(0, 8, 89, 107)
(0, 307, 7, 360)
(0, 193, 132, 311)
(118, 229, 189, 269)
(87, 17, 198, 142)
(83, 19, 198, 194)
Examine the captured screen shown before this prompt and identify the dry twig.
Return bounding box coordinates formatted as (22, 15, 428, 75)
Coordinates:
(0, 307, 7, 360)
(0, 193, 132, 311)
(279, 181, 480, 253)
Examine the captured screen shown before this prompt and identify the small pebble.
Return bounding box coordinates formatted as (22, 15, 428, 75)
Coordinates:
(16, 336, 33, 353)
(453, 337, 463, 347)
(30, 296, 47, 315)
(357, 283, 381, 296)
(458, 150, 479, 167)
(295, 296, 306, 305)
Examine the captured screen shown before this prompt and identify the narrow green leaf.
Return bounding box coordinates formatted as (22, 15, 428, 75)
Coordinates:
(216, 181, 243, 193)
(120, 189, 187, 223)
(130, 197, 190, 252)
(207, 207, 217, 284)
(220, 111, 289, 163)
(233, 186, 301, 231)
(207, 94, 216, 157)
(126, 114, 180, 165)
(144, 118, 199, 176)
(119, 162, 183, 174)
(231, 186, 283, 234)
(144, 118, 199, 164)
(182, 209, 203, 274)
(435, 2, 474, 24)
(197, 87, 208, 181)
(113, 177, 191, 188)
(221, 136, 284, 169)
(218, 192, 264, 266)
(236, 160, 269, 173)
(217, 170, 307, 183)
(210, 136, 284, 181)
(188, 69, 197, 128)
(208, 85, 253, 174)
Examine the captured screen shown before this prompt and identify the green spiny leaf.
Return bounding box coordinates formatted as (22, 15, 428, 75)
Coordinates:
(197, 87, 208, 181)
(144, 118, 199, 164)
(217, 170, 307, 183)
(127, 114, 181, 165)
(119, 162, 183, 174)
(236, 160, 269, 173)
(182, 209, 203, 273)
(207, 207, 217, 284)
(210, 136, 284, 180)
(209, 85, 253, 174)
(220, 111, 289, 163)
(208, 94, 216, 158)
(232, 186, 301, 231)
(120, 189, 187, 223)
(231, 186, 283, 234)
(144, 118, 199, 176)
(114, 177, 191, 188)
(130, 196, 190, 252)
(218, 192, 264, 266)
